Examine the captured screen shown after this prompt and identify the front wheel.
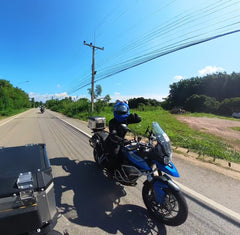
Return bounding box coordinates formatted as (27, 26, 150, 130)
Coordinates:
(142, 180, 188, 226)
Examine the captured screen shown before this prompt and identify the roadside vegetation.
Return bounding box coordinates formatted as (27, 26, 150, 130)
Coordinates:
(162, 72, 240, 116)
(92, 107, 240, 164)
(46, 97, 240, 163)
(0, 108, 30, 119)
(231, 127, 240, 132)
(0, 80, 32, 117)
(45, 73, 240, 163)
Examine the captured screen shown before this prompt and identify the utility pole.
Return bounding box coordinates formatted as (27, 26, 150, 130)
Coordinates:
(83, 41, 104, 112)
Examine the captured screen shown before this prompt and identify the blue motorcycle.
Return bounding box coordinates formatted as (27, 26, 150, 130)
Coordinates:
(89, 118, 188, 226)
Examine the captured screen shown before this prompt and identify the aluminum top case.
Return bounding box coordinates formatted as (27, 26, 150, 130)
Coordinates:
(0, 144, 57, 235)
(88, 116, 106, 131)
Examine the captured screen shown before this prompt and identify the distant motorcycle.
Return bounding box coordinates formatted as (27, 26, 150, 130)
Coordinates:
(89, 117, 188, 226)
(40, 106, 45, 113)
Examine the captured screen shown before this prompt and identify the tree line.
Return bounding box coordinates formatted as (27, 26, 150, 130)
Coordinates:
(46, 73, 240, 117)
(45, 95, 162, 118)
(2, 72, 239, 118)
(0, 80, 31, 115)
(162, 72, 240, 116)
(45, 82, 161, 118)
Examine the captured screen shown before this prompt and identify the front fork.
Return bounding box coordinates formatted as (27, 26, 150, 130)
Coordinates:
(146, 174, 180, 204)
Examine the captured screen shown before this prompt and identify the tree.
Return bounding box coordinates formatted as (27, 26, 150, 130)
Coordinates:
(184, 95, 219, 113)
(0, 79, 31, 115)
(128, 97, 161, 109)
(103, 94, 111, 103)
(218, 97, 240, 116)
(88, 84, 102, 100)
(164, 72, 240, 110)
(87, 84, 111, 112)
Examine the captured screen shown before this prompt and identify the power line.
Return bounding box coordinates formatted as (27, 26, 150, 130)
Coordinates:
(97, 29, 240, 82)
(71, 28, 240, 93)
(69, 1, 240, 94)
(96, 0, 238, 70)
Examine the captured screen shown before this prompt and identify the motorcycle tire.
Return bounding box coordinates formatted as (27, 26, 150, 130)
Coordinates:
(142, 180, 188, 226)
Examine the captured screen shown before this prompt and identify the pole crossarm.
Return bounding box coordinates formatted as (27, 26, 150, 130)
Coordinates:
(83, 41, 104, 50)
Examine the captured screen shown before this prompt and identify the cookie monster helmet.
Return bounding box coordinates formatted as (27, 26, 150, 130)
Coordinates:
(114, 101, 130, 123)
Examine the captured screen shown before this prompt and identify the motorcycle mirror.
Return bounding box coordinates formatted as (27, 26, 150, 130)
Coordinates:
(144, 125, 150, 135)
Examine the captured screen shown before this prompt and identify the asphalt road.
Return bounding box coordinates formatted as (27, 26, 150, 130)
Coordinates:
(0, 109, 239, 235)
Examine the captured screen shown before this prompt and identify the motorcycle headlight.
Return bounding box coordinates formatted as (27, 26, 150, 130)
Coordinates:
(163, 154, 172, 165)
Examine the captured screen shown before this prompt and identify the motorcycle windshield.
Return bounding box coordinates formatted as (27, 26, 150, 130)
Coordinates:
(152, 122, 172, 159)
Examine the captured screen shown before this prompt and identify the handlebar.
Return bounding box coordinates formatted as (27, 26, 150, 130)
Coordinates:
(122, 139, 139, 151)
(144, 125, 150, 135)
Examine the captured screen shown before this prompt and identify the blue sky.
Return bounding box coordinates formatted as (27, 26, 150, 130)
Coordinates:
(1, 0, 240, 102)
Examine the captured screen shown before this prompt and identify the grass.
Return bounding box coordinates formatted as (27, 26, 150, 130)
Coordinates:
(0, 108, 29, 118)
(82, 107, 240, 163)
(231, 127, 240, 132)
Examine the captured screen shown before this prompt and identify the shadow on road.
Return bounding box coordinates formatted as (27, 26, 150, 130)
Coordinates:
(50, 158, 166, 235)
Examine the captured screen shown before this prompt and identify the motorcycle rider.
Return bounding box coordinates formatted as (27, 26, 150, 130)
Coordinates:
(104, 100, 141, 173)
(40, 105, 45, 113)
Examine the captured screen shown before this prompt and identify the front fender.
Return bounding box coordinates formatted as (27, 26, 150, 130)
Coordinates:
(144, 175, 180, 204)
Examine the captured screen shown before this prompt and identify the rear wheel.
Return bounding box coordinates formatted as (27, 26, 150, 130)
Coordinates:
(142, 180, 188, 226)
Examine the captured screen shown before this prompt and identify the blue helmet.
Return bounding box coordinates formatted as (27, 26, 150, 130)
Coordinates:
(114, 101, 130, 122)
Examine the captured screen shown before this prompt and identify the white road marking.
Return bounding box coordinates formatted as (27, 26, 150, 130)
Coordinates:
(176, 181, 240, 222)
(55, 116, 91, 138)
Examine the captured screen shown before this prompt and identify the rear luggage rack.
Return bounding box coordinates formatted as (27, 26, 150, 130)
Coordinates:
(88, 116, 106, 131)
(17, 172, 36, 206)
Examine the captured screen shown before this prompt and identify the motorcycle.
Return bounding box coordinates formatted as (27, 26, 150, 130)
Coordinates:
(88, 117, 188, 226)
(40, 106, 45, 113)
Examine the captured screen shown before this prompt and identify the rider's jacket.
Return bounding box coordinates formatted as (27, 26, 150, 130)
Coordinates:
(104, 113, 141, 156)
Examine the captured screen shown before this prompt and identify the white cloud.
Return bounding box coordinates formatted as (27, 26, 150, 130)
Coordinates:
(198, 66, 225, 76)
(29, 90, 166, 104)
(110, 92, 166, 102)
(174, 75, 183, 81)
(29, 92, 78, 102)
(54, 92, 68, 99)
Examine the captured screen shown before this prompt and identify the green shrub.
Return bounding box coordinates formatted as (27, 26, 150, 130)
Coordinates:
(184, 95, 219, 113)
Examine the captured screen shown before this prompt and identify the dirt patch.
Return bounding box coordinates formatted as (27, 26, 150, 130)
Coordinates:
(175, 116, 240, 151)
(173, 115, 240, 180)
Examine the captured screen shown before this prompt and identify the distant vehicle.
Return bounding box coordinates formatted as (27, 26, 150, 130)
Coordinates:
(232, 112, 240, 118)
(40, 105, 45, 113)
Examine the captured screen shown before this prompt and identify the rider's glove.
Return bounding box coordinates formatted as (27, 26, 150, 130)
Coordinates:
(123, 139, 131, 146)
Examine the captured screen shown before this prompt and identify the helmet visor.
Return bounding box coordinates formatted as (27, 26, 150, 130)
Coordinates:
(114, 104, 128, 115)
